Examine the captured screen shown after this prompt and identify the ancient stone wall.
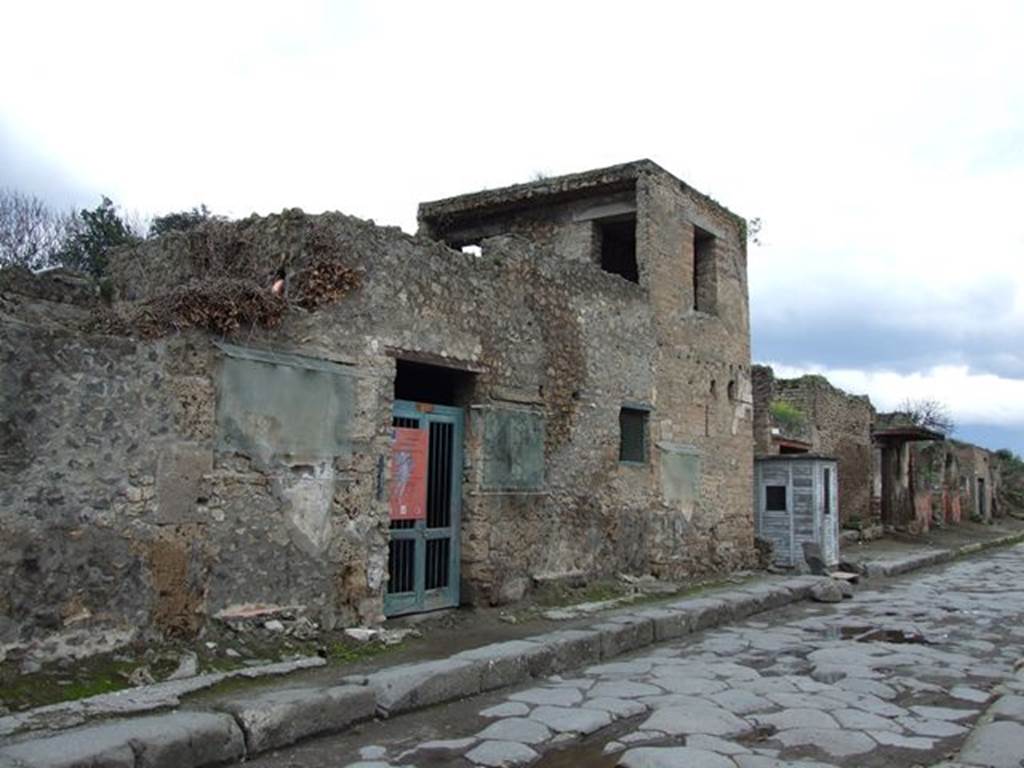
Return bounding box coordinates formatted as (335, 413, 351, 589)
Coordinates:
(752, 367, 876, 529)
(1, 162, 757, 656)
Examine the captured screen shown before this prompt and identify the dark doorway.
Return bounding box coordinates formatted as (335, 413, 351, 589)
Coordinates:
(394, 359, 475, 406)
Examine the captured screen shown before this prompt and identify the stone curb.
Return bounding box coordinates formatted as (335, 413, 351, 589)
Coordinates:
(860, 532, 1024, 577)
(5, 535, 1021, 768)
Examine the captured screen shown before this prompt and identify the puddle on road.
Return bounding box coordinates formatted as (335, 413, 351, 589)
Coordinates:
(830, 625, 934, 644)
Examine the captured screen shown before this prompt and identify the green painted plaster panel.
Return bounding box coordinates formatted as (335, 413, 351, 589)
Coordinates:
(658, 442, 701, 508)
(216, 344, 354, 460)
(480, 407, 545, 491)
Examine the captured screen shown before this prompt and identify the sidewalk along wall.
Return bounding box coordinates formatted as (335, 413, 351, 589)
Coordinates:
(750, 366, 875, 530)
(1, 160, 758, 656)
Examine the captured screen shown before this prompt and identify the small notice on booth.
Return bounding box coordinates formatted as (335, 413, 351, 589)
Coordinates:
(390, 427, 428, 521)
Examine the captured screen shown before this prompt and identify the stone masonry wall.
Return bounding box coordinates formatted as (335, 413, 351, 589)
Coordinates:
(1, 165, 757, 657)
(753, 368, 876, 529)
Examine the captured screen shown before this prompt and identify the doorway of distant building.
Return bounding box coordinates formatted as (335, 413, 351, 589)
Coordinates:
(977, 477, 986, 520)
(385, 359, 474, 617)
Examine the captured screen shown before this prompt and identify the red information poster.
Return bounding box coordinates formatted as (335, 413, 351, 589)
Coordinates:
(390, 427, 428, 521)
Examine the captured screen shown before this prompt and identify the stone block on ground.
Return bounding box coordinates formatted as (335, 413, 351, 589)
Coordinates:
(454, 640, 554, 690)
(809, 581, 843, 603)
(465, 740, 539, 767)
(589, 616, 655, 659)
(0, 712, 244, 768)
(529, 629, 603, 674)
(368, 658, 481, 716)
(629, 608, 692, 642)
(217, 684, 375, 754)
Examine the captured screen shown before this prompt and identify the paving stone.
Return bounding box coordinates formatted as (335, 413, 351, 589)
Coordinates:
(989, 694, 1024, 719)
(508, 686, 583, 707)
(589, 681, 663, 699)
(867, 730, 935, 750)
(709, 689, 775, 715)
(831, 708, 901, 732)
(617, 746, 737, 768)
(412, 737, 477, 753)
(687, 734, 751, 755)
(835, 677, 897, 700)
(772, 727, 876, 757)
(949, 686, 991, 704)
(640, 705, 751, 737)
(475, 717, 550, 745)
(651, 674, 727, 696)
(897, 716, 969, 737)
(958, 720, 1024, 768)
(620, 730, 666, 744)
(640, 694, 717, 710)
(529, 705, 611, 735)
(909, 705, 978, 722)
(585, 697, 648, 719)
(755, 708, 839, 731)
(734, 757, 837, 768)
(480, 702, 531, 718)
(586, 661, 655, 679)
(358, 745, 387, 759)
(465, 740, 539, 767)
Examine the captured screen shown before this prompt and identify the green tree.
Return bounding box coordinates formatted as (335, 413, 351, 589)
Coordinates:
(56, 197, 140, 277)
(148, 204, 221, 237)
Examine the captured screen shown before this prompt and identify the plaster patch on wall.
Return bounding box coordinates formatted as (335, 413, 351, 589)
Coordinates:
(279, 461, 335, 557)
(659, 442, 701, 521)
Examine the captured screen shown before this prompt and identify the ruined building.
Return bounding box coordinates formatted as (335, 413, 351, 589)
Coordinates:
(753, 365, 1005, 539)
(0, 161, 756, 656)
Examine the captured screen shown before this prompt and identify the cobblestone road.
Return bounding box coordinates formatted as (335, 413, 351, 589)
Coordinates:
(251, 546, 1024, 768)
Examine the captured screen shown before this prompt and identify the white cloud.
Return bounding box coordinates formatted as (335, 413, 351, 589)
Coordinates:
(767, 362, 1024, 427)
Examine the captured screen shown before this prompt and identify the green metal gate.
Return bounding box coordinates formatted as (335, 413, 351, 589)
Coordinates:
(385, 400, 463, 616)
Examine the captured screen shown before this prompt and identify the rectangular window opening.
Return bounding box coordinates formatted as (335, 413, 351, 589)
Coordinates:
(693, 226, 717, 314)
(619, 407, 648, 463)
(765, 485, 787, 511)
(597, 215, 638, 283)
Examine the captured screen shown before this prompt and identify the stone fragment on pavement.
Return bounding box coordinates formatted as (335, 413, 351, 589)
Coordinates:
(617, 746, 738, 768)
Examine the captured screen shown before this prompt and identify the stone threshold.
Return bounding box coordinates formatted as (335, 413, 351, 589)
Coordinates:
(2, 534, 1023, 768)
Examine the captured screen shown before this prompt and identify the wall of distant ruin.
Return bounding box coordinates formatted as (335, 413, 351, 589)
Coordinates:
(752, 367, 875, 528)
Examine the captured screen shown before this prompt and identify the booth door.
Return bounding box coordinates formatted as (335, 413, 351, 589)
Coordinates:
(820, 465, 839, 566)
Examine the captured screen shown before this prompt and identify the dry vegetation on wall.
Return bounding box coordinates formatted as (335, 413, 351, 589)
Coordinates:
(91, 217, 361, 338)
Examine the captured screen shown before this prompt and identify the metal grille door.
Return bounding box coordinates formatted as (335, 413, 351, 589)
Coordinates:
(384, 401, 462, 616)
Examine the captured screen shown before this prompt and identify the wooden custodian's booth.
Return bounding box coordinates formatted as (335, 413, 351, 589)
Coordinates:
(755, 454, 839, 568)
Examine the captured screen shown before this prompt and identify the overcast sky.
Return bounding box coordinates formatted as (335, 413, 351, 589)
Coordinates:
(2, 1, 1022, 453)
